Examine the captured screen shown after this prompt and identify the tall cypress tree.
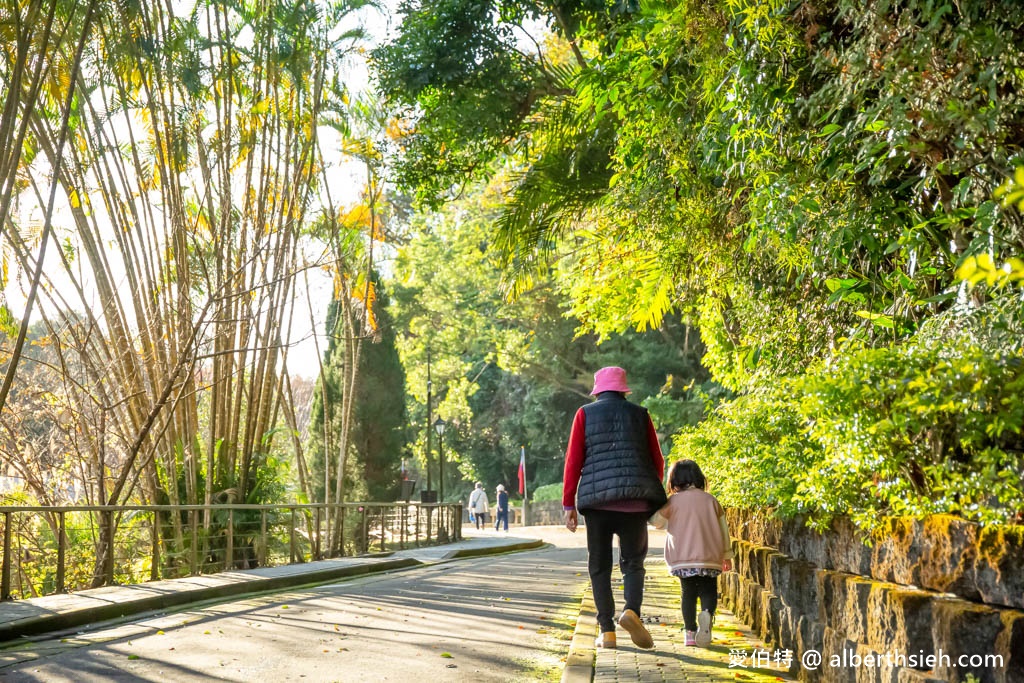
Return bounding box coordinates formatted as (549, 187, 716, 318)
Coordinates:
(307, 272, 408, 503)
(351, 275, 408, 501)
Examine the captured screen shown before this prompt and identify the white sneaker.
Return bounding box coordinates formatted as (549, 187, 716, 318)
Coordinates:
(695, 610, 713, 647)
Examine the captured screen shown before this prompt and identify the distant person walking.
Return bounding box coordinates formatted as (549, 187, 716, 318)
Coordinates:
(495, 484, 509, 531)
(468, 482, 489, 529)
(651, 459, 733, 647)
(562, 366, 666, 650)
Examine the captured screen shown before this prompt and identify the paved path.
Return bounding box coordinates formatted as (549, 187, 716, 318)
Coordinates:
(0, 532, 541, 644)
(0, 525, 794, 682)
(0, 528, 581, 682)
(569, 560, 797, 683)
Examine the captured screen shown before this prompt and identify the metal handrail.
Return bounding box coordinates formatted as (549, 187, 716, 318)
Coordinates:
(0, 501, 463, 601)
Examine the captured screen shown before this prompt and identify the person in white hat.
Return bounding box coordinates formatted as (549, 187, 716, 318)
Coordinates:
(494, 484, 509, 531)
(468, 482, 489, 529)
(562, 366, 666, 650)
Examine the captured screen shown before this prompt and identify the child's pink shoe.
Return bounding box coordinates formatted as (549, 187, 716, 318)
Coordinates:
(684, 630, 696, 646)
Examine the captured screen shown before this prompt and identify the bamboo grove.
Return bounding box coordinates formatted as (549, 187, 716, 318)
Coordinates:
(0, 0, 381, 585)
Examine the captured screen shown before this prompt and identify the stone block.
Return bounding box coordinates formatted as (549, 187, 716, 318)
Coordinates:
(919, 515, 982, 600)
(718, 570, 738, 608)
(852, 643, 898, 683)
(974, 525, 1024, 609)
(994, 609, 1024, 683)
(820, 571, 870, 639)
(828, 517, 873, 576)
(822, 627, 858, 683)
(896, 670, 945, 683)
(778, 603, 797, 650)
(842, 577, 873, 642)
(737, 541, 760, 584)
(786, 561, 822, 617)
(762, 593, 783, 645)
(767, 551, 791, 595)
(797, 615, 826, 663)
(788, 523, 829, 568)
(931, 597, 1002, 683)
(870, 518, 924, 587)
(865, 585, 933, 655)
(745, 582, 765, 634)
(752, 545, 777, 585)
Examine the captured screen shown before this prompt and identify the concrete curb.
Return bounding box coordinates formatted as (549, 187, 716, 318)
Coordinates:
(446, 538, 544, 559)
(561, 586, 596, 683)
(0, 557, 419, 644)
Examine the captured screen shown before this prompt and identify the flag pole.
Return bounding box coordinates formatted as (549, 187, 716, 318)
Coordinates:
(520, 445, 529, 526)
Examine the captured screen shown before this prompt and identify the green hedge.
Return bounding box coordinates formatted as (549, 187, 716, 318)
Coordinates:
(674, 300, 1024, 529)
(531, 482, 563, 503)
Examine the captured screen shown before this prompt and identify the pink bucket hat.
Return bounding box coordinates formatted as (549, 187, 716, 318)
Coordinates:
(591, 366, 630, 395)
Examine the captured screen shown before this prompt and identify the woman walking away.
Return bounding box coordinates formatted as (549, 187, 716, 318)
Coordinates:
(651, 459, 733, 647)
(468, 482, 489, 529)
(563, 366, 667, 650)
(495, 484, 509, 531)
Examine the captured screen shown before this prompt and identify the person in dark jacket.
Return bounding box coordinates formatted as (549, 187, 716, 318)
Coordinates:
(494, 484, 509, 531)
(562, 366, 666, 650)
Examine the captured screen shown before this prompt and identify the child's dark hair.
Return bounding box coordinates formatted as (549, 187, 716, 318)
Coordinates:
(667, 459, 706, 491)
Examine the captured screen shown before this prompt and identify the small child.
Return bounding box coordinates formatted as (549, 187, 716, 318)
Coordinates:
(651, 459, 733, 647)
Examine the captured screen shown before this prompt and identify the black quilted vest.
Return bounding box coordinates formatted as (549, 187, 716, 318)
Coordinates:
(575, 393, 667, 513)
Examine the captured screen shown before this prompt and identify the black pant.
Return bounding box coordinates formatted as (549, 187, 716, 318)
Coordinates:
(582, 509, 649, 633)
(495, 509, 508, 530)
(679, 575, 718, 631)
(474, 512, 488, 529)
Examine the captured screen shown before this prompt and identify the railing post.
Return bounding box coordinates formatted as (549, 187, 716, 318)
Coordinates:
(190, 509, 198, 575)
(2, 511, 12, 600)
(339, 505, 346, 557)
(102, 509, 115, 586)
(57, 511, 66, 593)
(290, 508, 297, 564)
(150, 510, 159, 581)
(226, 508, 234, 571)
(315, 506, 322, 560)
(380, 507, 386, 553)
(259, 509, 267, 566)
(361, 507, 368, 554)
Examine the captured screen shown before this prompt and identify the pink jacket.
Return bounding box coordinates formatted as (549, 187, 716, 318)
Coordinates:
(651, 488, 733, 571)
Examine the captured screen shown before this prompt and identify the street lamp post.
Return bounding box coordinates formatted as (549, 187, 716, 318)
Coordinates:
(433, 417, 447, 502)
(425, 378, 432, 495)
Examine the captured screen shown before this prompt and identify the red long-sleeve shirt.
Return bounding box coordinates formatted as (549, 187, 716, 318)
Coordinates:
(561, 407, 664, 509)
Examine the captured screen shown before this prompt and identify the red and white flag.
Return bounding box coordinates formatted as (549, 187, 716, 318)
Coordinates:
(518, 446, 526, 495)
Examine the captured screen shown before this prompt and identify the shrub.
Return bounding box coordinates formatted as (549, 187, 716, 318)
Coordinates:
(531, 482, 563, 503)
(675, 298, 1024, 529)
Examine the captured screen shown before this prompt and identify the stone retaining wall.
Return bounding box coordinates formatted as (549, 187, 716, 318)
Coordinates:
(526, 500, 565, 526)
(719, 510, 1024, 683)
